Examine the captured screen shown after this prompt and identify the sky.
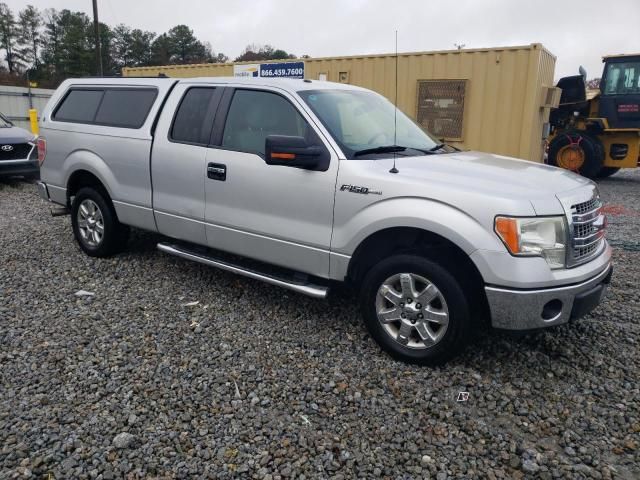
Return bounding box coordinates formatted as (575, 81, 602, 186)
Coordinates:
(4, 0, 639, 79)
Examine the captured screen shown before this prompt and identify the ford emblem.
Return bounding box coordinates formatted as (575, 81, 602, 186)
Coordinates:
(1, 145, 13, 152)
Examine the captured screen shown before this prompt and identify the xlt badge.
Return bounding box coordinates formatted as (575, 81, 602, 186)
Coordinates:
(340, 184, 382, 195)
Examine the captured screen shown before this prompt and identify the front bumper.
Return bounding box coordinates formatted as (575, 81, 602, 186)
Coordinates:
(486, 263, 612, 330)
(0, 159, 39, 177)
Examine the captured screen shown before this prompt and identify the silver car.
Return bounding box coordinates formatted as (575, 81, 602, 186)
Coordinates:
(36, 77, 612, 364)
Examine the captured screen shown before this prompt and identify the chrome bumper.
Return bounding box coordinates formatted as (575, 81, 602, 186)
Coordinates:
(37, 181, 50, 201)
(486, 263, 612, 330)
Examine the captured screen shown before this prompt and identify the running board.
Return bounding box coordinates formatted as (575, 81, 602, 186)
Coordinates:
(157, 243, 329, 299)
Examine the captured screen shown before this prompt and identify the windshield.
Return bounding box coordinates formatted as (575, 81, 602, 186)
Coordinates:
(0, 113, 12, 128)
(603, 61, 640, 95)
(299, 89, 441, 158)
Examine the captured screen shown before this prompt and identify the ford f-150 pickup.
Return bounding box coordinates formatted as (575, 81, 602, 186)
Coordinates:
(36, 77, 612, 364)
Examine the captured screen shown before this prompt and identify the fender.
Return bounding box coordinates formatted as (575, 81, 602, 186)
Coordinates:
(333, 196, 504, 255)
(62, 150, 157, 232)
(63, 150, 117, 199)
(329, 197, 506, 281)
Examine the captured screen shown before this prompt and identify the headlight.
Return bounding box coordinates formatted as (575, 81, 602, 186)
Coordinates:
(495, 216, 566, 269)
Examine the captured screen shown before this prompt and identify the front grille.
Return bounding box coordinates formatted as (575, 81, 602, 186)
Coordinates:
(569, 196, 605, 266)
(0, 143, 33, 161)
(574, 196, 599, 215)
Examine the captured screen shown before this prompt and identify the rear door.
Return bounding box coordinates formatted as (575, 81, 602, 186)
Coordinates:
(203, 86, 339, 277)
(151, 84, 222, 244)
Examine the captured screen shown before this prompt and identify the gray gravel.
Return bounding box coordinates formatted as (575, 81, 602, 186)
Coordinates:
(1, 171, 639, 479)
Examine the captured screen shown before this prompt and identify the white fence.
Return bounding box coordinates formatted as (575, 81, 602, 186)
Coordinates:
(0, 85, 54, 131)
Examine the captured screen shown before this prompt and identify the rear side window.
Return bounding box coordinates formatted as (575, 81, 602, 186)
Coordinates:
(94, 89, 157, 128)
(53, 89, 103, 123)
(53, 87, 157, 128)
(171, 87, 218, 145)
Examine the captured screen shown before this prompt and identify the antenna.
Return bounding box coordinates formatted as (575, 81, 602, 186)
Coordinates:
(389, 30, 399, 174)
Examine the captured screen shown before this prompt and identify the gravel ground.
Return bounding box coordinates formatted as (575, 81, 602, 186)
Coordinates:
(1, 171, 639, 480)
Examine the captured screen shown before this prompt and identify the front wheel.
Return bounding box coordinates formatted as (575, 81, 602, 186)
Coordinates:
(359, 254, 472, 365)
(71, 186, 129, 257)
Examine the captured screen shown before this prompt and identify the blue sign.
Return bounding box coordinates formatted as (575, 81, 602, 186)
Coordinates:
(259, 61, 305, 79)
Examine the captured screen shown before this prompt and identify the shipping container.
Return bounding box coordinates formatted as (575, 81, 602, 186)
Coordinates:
(123, 43, 559, 162)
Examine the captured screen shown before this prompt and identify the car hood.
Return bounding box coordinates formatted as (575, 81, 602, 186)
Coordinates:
(0, 126, 35, 144)
(370, 150, 595, 215)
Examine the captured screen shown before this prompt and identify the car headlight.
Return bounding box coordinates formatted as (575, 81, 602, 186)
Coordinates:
(495, 216, 566, 269)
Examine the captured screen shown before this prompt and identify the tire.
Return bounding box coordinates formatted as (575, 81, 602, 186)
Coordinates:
(597, 167, 620, 178)
(548, 131, 604, 179)
(359, 254, 472, 365)
(71, 186, 129, 257)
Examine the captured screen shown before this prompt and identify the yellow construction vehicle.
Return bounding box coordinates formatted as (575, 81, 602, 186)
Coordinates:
(547, 53, 640, 179)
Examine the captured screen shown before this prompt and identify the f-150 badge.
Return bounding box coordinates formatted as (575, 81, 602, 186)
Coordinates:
(340, 184, 382, 195)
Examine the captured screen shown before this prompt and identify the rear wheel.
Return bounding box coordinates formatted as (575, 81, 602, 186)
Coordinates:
(597, 167, 620, 178)
(71, 186, 129, 257)
(359, 254, 472, 365)
(548, 131, 603, 179)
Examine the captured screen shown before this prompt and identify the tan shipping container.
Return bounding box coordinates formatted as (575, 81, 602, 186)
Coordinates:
(123, 43, 558, 162)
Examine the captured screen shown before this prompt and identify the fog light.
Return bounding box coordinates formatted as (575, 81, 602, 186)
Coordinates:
(541, 299, 562, 321)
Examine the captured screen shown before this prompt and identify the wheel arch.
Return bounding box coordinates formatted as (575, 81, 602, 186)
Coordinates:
(348, 226, 490, 325)
(66, 169, 111, 205)
(63, 150, 117, 206)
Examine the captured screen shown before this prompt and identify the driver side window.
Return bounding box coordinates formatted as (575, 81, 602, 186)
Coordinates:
(222, 89, 312, 156)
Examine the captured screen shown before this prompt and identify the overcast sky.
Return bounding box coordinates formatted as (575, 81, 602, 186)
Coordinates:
(4, 0, 639, 79)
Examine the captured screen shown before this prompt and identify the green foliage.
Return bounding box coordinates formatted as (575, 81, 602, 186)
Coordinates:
(235, 44, 296, 62)
(0, 4, 235, 85)
(0, 2, 22, 73)
(17, 5, 42, 69)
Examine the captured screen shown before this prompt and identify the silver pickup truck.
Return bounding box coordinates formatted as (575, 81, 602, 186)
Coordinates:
(36, 77, 612, 364)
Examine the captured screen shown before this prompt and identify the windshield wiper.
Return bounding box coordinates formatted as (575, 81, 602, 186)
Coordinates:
(429, 143, 446, 152)
(353, 145, 406, 157)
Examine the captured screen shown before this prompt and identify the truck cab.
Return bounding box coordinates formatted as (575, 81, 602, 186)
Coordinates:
(598, 54, 640, 129)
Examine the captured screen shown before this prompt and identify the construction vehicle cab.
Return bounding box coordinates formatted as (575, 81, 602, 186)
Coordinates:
(548, 54, 640, 179)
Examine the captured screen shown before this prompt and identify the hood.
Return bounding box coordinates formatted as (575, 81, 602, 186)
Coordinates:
(370, 150, 595, 216)
(0, 125, 36, 144)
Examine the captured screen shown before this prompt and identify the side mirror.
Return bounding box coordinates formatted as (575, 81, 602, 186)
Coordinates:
(265, 135, 323, 169)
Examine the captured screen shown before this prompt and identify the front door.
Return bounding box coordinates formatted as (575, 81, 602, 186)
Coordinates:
(203, 87, 338, 278)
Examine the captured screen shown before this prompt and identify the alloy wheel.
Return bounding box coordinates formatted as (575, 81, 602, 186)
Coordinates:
(375, 273, 450, 349)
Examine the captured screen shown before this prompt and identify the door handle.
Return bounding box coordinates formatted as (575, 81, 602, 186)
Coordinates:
(207, 163, 226, 181)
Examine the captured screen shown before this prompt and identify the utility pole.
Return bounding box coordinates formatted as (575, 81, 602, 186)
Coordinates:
(92, 0, 103, 76)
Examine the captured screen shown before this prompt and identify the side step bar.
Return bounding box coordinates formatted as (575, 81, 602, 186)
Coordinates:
(157, 243, 329, 299)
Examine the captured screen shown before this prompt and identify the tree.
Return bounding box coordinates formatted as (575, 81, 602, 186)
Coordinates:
(128, 29, 155, 67)
(214, 52, 229, 63)
(166, 25, 209, 64)
(40, 9, 60, 67)
(234, 44, 296, 62)
(17, 5, 42, 69)
(55, 10, 94, 77)
(0, 2, 22, 73)
(0, 6, 226, 83)
(17, 6, 41, 69)
(151, 33, 171, 66)
(97, 22, 114, 75)
(111, 23, 132, 69)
